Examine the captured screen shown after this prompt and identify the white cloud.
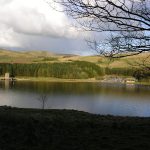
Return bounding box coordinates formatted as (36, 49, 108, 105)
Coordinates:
(0, 0, 91, 55)
(0, 24, 21, 47)
(0, 0, 79, 38)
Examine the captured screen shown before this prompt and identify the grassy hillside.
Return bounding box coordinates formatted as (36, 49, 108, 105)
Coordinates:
(0, 49, 149, 80)
(0, 49, 56, 63)
(0, 49, 149, 68)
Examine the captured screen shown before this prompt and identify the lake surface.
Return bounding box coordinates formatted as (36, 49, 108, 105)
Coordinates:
(0, 80, 150, 117)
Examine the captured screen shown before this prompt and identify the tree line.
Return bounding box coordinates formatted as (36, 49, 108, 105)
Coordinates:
(0, 61, 149, 80)
(0, 61, 102, 79)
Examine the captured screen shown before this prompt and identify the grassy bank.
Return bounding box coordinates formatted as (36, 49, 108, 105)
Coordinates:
(15, 77, 101, 82)
(0, 106, 150, 150)
(9, 76, 150, 85)
(1, 76, 150, 85)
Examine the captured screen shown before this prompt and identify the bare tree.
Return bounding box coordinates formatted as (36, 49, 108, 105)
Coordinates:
(87, 31, 150, 58)
(37, 94, 48, 110)
(133, 54, 150, 71)
(51, 0, 150, 56)
(129, 54, 150, 79)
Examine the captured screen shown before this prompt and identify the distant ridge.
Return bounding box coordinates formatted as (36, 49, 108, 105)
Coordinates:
(0, 49, 78, 57)
(0, 49, 149, 70)
(0, 49, 80, 63)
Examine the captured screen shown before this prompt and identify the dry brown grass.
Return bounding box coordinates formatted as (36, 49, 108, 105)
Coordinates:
(0, 49, 149, 69)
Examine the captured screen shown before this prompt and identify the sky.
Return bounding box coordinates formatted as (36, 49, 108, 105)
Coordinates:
(0, 0, 95, 55)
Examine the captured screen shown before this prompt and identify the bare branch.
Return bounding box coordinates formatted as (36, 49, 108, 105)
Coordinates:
(50, 0, 150, 57)
(51, 0, 150, 32)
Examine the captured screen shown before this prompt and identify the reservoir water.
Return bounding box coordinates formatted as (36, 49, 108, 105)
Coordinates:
(0, 80, 150, 117)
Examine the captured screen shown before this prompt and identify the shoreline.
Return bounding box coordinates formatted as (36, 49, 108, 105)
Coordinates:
(15, 77, 101, 83)
(1, 76, 150, 85)
(1, 106, 149, 118)
(0, 106, 150, 150)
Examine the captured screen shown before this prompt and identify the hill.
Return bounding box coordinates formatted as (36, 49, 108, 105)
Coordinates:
(0, 49, 149, 81)
(0, 49, 56, 63)
(0, 49, 149, 69)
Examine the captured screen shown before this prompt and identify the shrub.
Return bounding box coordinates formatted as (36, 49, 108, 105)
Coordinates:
(133, 69, 150, 81)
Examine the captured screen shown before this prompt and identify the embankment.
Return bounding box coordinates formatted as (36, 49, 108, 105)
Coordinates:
(0, 106, 150, 150)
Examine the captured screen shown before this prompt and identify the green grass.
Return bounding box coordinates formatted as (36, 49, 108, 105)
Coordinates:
(0, 106, 150, 150)
(15, 77, 100, 82)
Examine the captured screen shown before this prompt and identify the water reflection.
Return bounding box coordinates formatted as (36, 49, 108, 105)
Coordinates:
(0, 81, 150, 116)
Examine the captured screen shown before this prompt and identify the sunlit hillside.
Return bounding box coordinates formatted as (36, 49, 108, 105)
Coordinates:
(0, 49, 55, 63)
(0, 49, 149, 69)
